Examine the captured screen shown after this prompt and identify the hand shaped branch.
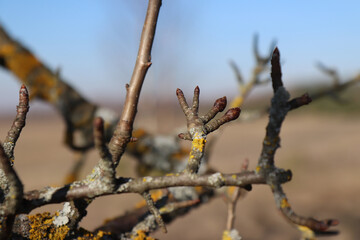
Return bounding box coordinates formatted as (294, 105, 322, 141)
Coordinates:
(176, 86, 240, 174)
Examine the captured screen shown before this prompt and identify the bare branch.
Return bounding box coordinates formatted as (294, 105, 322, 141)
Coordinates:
(229, 60, 243, 85)
(108, 0, 162, 167)
(142, 191, 167, 233)
(21, 170, 268, 211)
(225, 159, 249, 231)
(257, 47, 338, 236)
(230, 34, 275, 109)
(177, 87, 240, 174)
(0, 143, 23, 239)
(3, 85, 29, 166)
(316, 62, 340, 86)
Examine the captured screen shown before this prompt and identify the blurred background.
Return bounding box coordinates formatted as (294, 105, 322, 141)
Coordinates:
(1, 1, 360, 111)
(0, 1, 359, 239)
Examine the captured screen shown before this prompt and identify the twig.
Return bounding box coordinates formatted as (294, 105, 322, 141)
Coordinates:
(224, 159, 249, 231)
(142, 191, 167, 233)
(229, 34, 275, 109)
(3, 85, 29, 166)
(257, 48, 338, 236)
(0, 143, 23, 239)
(312, 63, 360, 101)
(108, 0, 162, 167)
(176, 87, 240, 174)
(21, 170, 273, 212)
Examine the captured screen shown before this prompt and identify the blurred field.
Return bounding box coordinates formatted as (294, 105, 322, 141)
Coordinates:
(0, 105, 359, 240)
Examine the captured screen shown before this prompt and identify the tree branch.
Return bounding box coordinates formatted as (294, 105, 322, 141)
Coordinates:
(108, 0, 162, 167)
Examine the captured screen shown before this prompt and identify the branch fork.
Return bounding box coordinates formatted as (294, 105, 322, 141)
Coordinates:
(176, 86, 240, 174)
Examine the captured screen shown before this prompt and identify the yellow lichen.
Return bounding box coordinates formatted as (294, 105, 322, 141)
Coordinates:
(222, 230, 232, 240)
(280, 198, 291, 209)
(230, 96, 244, 109)
(192, 137, 206, 152)
(75, 228, 112, 240)
(226, 186, 236, 196)
(132, 230, 156, 240)
(194, 186, 204, 193)
(297, 225, 315, 240)
(135, 190, 164, 209)
(28, 212, 70, 240)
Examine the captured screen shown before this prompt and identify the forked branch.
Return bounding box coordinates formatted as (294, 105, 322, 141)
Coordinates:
(257, 48, 338, 237)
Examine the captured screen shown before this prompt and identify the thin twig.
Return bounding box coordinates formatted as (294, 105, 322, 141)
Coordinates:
(3, 85, 29, 166)
(108, 0, 162, 167)
(177, 87, 240, 174)
(257, 48, 338, 235)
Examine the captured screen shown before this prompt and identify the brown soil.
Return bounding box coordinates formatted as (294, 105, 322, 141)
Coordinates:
(2, 111, 359, 240)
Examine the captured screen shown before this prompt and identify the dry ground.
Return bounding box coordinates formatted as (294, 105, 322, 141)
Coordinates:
(1, 109, 359, 240)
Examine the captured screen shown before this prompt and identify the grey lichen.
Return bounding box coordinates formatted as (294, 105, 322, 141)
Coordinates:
(53, 202, 74, 227)
(208, 172, 225, 188)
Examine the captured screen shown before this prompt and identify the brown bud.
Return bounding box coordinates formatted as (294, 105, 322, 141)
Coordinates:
(178, 132, 192, 141)
(298, 93, 312, 105)
(176, 88, 184, 97)
(288, 93, 312, 110)
(225, 107, 241, 121)
(194, 86, 200, 94)
(94, 117, 104, 132)
(213, 96, 227, 112)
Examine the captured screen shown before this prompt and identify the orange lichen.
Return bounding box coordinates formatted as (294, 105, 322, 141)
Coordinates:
(280, 198, 291, 209)
(194, 186, 204, 193)
(2, 47, 41, 81)
(135, 190, 165, 209)
(75, 229, 112, 240)
(226, 186, 237, 196)
(64, 173, 77, 184)
(28, 212, 70, 240)
(132, 230, 156, 240)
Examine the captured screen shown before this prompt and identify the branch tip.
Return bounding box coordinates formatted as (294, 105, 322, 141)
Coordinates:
(225, 107, 241, 121)
(94, 117, 104, 131)
(214, 96, 227, 112)
(271, 47, 283, 93)
(176, 88, 183, 96)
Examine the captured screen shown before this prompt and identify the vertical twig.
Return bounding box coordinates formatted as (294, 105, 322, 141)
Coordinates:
(3, 85, 29, 166)
(109, 0, 162, 167)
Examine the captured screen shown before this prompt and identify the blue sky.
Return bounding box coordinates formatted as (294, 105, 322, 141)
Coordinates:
(0, 1, 360, 112)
